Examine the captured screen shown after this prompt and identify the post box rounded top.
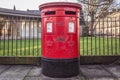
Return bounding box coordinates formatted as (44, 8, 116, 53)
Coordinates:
(39, 2, 82, 10)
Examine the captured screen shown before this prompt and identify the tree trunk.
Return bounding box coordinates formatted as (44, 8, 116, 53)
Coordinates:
(90, 15, 95, 36)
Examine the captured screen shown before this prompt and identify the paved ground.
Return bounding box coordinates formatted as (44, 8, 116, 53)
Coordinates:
(0, 65, 119, 80)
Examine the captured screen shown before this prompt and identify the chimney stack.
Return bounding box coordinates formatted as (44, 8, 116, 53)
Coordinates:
(13, 5, 16, 10)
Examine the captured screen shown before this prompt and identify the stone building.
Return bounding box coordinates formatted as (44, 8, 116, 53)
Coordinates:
(0, 8, 41, 39)
(95, 9, 120, 37)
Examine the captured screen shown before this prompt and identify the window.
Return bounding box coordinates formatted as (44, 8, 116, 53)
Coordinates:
(46, 22, 52, 33)
(68, 22, 75, 33)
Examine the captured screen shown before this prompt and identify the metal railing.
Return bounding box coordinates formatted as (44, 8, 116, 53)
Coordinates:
(81, 16, 120, 56)
(0, 17, 120, 57)
(0, 17, 41, 57)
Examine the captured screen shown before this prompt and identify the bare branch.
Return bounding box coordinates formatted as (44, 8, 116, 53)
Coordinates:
(78, 0, 115, 36)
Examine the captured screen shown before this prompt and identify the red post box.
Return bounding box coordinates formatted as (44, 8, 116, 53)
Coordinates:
(39, 2, 82, 78)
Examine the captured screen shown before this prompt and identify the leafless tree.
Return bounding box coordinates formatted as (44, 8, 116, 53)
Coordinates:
(78, 0, 115, 36)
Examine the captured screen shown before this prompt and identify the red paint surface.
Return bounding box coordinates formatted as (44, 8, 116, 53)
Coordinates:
(39, 2, 82, 59)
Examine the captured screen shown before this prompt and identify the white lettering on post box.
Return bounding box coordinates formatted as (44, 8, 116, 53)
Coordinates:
(47, 22, 52, 33)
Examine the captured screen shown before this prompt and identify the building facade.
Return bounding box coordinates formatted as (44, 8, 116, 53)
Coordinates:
(95, 10, 120, 37)
(0, 8, 41, 39)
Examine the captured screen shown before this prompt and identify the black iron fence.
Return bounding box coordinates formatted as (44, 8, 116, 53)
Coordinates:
(0, 17, 120, 57)
(81, 16, 120, 56)
(0, 17, 41, 57)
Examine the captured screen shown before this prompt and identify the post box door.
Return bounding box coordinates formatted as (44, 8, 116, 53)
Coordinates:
(42, 16, 79, 59)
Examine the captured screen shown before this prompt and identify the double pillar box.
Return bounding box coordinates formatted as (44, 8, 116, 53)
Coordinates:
(39, 2, 82, 78)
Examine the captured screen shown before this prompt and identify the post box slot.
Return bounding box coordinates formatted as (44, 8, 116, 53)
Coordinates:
(45, 11, 56, 15)
(65, 11, 76, 15)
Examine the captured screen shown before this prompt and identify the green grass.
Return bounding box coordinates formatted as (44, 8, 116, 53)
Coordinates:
(80, 37, 120, 56)
(0, 39, 41, 57)
(0, 37, 120, 57)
